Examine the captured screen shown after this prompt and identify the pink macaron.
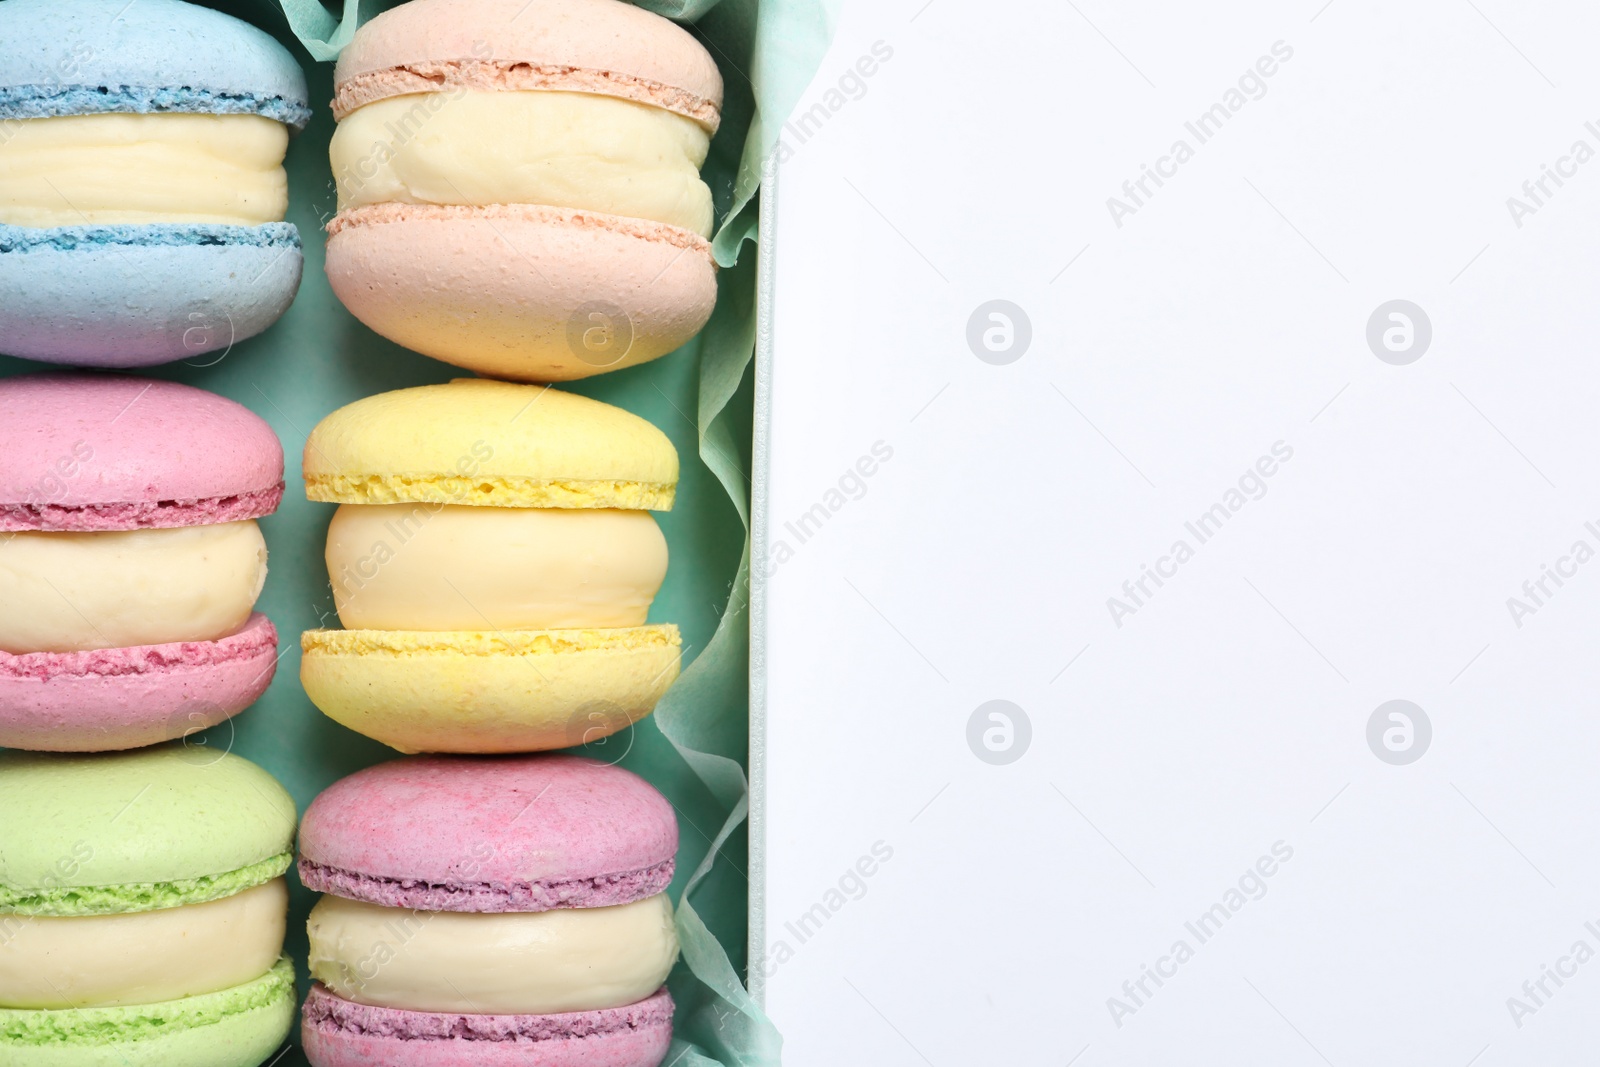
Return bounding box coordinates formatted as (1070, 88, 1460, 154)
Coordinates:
(299, 754, 680, 1067)
(0, 373, 284, 751)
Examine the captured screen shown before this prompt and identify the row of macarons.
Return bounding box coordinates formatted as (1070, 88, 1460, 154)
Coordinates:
(5, 7, 716, 1067)
(2, 0, 722, 382)
(0, 371, 681, 755)
(0, 745, 682, 1067)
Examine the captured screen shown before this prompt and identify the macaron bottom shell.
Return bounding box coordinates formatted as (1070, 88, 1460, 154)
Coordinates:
(0, 957, 295, 1067)
(0, 614, 277, 752)
(324, 204, 714, 382)
(301, 983, 674, 1067)
(299, 625, 679, 754)
(0, 223, 302, 368)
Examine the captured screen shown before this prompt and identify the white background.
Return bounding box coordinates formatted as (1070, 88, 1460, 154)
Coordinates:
(760, 0, 1600, 1063)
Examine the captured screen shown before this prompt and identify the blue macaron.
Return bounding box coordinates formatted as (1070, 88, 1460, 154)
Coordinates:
(0, 0, 311, 368)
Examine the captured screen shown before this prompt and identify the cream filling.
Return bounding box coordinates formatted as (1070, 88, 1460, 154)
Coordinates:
(0, 520, 268, 653)
(0, 879, 286, 1009)
(326, 504, 667, 632)
(0, 113, 289, 227)
(307, 893, 678, 1014)
(331, 90, 713, 236)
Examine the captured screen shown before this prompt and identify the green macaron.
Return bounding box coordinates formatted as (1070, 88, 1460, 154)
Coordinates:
(0, 745, 297, 1067)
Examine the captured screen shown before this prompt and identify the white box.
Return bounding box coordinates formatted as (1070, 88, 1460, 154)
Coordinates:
(754, 1, 1600, 1062)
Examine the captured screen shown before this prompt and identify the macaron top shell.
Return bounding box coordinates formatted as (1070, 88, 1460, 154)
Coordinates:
(0, 373, 285, 532)
(331, 0, 722, 130)
(298, 755, 678, 913)
(302, 379, 678, 510)
(0, 0, 311, 128)
(0, 746, 297, 916)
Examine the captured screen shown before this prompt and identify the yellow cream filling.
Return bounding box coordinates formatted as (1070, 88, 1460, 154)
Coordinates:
(331, 90, 713, 236)
(306, 893, 678, 1014)
(326, 504, 667, 632)
(0, 880, 287, 1009)
(0, 520, 268, 653)
(0, 113, 288, 227)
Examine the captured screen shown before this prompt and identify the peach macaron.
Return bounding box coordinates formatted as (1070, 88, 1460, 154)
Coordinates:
(324, 0, 724, 381)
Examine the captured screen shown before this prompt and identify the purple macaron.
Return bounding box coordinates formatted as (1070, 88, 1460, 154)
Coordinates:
(298, 754, 681, 1067)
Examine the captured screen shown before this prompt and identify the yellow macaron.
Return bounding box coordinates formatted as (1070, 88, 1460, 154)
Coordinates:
(301, 379, 680, 753)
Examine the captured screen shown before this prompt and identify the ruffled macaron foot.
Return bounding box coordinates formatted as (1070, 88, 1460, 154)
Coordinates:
(0, 958, 297, 1067)
(0, 614, 278, 752)
(0, 223, 304, 367)
(299, 624, 679, 754)
(324, 204, 713, 382)
(302, 984, 674, 1067)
